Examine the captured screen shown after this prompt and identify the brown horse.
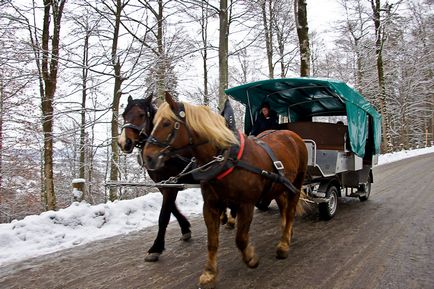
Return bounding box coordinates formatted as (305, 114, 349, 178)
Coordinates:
(143, 94, 308, 288)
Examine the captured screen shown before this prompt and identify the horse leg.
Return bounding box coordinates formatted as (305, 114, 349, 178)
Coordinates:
(235, 204, 259, 268)
(275, 193, 288, 233)
(171, 202, 191, 241)
(198, 200, 221, 289)
(275, 192, 298, 259)
(145, 189, 177, 262)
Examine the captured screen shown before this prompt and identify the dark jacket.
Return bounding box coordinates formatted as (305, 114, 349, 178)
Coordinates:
(251, 110, 278, 136)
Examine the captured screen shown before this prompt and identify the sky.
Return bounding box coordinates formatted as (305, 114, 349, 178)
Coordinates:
(307, 0, 342, 33)
(1, 146, 434, 267)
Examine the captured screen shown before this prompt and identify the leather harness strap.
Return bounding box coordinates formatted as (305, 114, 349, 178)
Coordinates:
(244, 137, 299, 196)
(216, 131, 245, 180)
(215, 131, 299, 196)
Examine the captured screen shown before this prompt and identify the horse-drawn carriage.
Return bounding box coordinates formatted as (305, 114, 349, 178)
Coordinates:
(225, 77, 382, 219)
(116, 78, 381, 288)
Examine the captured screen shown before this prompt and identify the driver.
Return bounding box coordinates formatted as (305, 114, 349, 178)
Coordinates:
(250, 102, 278, 136)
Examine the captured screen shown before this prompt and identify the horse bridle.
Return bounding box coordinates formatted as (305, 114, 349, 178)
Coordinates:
(121, 105, 154, 148)
(121, 122, 149, 148)
(146, 102, 205, 160)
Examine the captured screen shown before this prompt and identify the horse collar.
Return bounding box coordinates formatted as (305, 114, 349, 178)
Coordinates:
(216, 131, 245, 180)
(191, 130, 245, 182)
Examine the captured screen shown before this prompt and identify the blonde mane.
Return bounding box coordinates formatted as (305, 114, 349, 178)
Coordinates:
(154, 102, 239, 149)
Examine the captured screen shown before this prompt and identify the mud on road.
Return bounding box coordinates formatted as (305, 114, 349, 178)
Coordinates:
(1, 154, 433, 289)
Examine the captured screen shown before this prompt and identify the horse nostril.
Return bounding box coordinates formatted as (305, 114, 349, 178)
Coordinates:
(124, 139, 133, 151)
(146, 155, 153, 164)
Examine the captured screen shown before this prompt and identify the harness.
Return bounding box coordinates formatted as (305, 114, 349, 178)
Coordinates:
(129, 100, 298, 196)
(190, 130, 299, 196)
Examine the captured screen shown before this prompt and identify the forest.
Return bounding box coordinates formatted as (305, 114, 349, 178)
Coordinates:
(0, 0, 433, 222)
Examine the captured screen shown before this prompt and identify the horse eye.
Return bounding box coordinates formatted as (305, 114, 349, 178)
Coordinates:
(139, 113, 146, 119)
(162, 121, 171, 128)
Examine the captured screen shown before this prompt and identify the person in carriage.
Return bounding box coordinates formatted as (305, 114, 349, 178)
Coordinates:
(250, 101, 279, 136)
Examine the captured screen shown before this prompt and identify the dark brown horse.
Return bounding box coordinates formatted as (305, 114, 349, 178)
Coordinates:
(118, 94, 194, 262)
(143, 94, 308, 288)
(118, 94, 237, 262)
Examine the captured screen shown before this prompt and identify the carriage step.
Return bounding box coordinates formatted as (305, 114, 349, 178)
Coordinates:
(348, 191, 366, 198)
(309, 191, 326, 198)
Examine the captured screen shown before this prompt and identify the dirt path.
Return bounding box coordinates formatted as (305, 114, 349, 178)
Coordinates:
(1, 154, 433, 289)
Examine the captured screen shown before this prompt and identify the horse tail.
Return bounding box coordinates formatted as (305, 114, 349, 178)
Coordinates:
(296, 187, 309, 216)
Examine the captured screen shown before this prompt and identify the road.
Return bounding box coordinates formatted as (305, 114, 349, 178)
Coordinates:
(1, 154, 433, 289)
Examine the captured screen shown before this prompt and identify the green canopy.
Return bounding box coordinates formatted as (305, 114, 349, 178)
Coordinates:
(225, 78, 382, 157)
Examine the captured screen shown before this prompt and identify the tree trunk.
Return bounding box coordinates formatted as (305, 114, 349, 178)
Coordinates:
(294, 0, 310, 77)
(156, 0, 165, 103)
(371, 0, 392, 152)
(218, 0, 229, 109)
(0, 77, 3, 197)
(39, 0, 66, 210)
(200, 0, 210, 105)
(109, 0, 124, 201)
(262, 0, 274, 79)
(431, 92, 434, 145)
(78, 30, 90, 202)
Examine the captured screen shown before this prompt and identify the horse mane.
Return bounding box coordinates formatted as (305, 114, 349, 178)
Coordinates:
(155, 102, 239, 149)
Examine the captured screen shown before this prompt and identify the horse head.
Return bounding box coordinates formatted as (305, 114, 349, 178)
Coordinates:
(118, 93, 156, 153)
(143, 92, 238, 171)
(142, 92, 192, 170)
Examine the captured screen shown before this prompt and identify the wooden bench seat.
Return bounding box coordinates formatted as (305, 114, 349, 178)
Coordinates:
(278, 122, 347, 151)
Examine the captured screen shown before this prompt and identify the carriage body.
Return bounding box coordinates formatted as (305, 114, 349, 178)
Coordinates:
(225, 77, 382, 219)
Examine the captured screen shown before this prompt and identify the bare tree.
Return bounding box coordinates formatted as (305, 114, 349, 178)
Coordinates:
(218, 0, 230, 109)
(261, 0, 274, 78)
(370, 0, 394, 152)
(294, 0, 310, 76)
(28, 0, 67, 210)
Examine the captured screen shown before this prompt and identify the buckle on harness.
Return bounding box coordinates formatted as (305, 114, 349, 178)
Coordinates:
(273, 161, 284, 171)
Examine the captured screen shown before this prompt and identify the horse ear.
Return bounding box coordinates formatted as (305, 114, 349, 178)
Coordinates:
(144, 93, 153, 104)
(128, 95, 133, 103)
(165, 91, 178, 111)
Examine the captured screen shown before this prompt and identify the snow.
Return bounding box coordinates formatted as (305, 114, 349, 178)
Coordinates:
(1, 146, 433, 266)
(0, 189, 203, 266)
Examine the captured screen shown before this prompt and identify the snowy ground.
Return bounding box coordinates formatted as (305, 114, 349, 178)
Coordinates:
(1, 146, 433, 266)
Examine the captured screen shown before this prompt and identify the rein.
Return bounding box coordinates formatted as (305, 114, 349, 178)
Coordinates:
(157, 155, 226, 185)
(122, 122, 149, 148)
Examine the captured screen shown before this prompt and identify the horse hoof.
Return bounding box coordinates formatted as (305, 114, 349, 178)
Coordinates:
(246, 256, 259, 268)
(198, 271, 216, 289)
(145, 252, 161, 262)
(225, 222, 235, 230)
(276, 248, 289, 259)
(180, 232, 191, 241)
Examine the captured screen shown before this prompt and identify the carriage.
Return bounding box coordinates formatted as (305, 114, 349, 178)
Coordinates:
(117, 79, 381, 288)
(225, 77, 382, 219)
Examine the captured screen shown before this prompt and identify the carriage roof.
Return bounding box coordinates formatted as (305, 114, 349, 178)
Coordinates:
(225, 77, 382, 157)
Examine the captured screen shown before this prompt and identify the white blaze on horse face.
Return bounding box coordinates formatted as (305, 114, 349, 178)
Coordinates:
(118, 128, 127, 149)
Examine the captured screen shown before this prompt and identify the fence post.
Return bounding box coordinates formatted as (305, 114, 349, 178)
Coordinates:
(72, 178, 86, 202)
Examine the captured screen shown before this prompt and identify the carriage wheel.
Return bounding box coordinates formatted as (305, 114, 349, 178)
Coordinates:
(359, 174, 372, 202)
(319, 185, 338, 220)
